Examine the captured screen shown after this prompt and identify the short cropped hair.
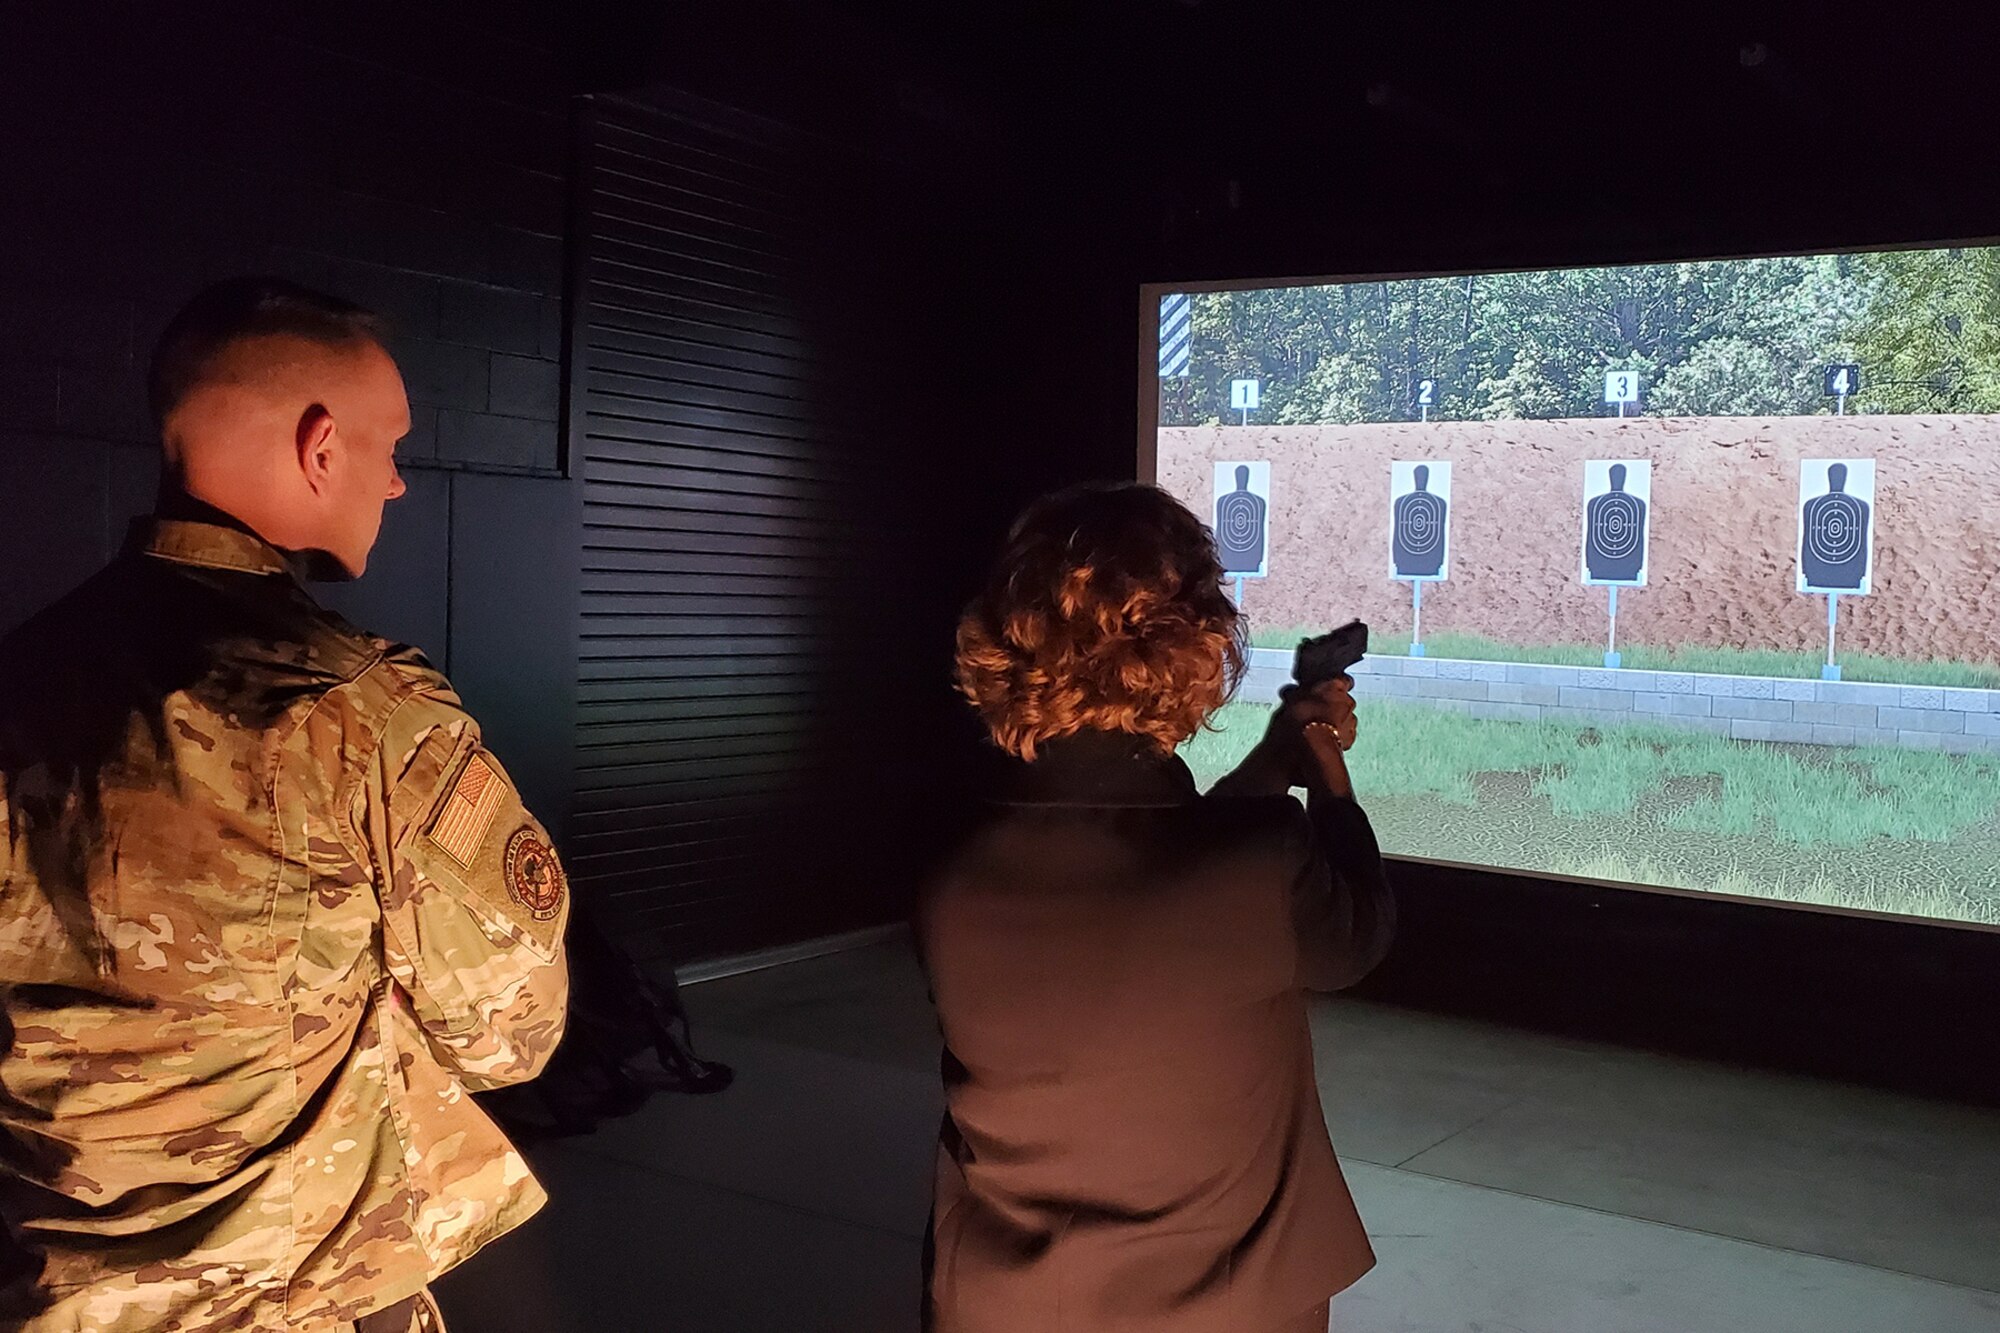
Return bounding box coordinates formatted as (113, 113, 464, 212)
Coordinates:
(955, 483, 1247, 760)
(147, 276, 386, 429)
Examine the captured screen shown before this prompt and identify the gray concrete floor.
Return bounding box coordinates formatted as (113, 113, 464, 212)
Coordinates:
(437, 935, 2000, 1331)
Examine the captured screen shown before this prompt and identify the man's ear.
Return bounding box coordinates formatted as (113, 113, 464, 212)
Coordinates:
(296, 404, 337, 495)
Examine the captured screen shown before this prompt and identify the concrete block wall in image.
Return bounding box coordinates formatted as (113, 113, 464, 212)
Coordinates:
(1238, 649, 2000, 755)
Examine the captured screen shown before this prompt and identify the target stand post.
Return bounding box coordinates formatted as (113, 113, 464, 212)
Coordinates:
(1232, 575, 1246, 608)
(1823, 592, 1841, 680)
(1605, 585, 1621, 669)
(1408, 578, 1425, 656)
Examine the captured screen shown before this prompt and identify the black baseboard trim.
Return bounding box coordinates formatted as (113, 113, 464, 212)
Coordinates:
(1354, 860, 2000, 1106)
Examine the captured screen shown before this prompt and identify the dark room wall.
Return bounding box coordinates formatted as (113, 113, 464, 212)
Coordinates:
(1, 3, 1046, 967)
(563, 91, 1001, 962)
(547, 8, 1173, 962)
(1, 3, 579, 830)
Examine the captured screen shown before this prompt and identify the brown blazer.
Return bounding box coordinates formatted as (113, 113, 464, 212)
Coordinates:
(917, 731, 1396, 1333)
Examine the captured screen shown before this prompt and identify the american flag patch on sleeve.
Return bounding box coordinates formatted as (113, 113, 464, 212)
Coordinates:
(427, 751, 505, 866)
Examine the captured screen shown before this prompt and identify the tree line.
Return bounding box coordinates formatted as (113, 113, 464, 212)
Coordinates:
(1161, 246, 2000, 425)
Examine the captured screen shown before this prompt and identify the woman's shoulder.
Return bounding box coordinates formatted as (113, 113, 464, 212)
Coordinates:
(1103, 790, 1312, 885)
(1194, 788, 1314, 845)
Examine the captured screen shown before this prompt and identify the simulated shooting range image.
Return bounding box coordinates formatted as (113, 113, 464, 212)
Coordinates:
(1153, 244, 2000, 928)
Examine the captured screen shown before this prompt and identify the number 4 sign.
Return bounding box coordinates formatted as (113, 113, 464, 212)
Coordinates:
(1824, 363, 1862, 415)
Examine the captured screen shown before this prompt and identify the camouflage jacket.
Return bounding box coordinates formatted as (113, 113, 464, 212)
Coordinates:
(0, 519, 571, 1331)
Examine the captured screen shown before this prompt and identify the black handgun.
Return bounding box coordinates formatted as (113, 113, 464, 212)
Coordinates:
(1293, 620, 1368, 688)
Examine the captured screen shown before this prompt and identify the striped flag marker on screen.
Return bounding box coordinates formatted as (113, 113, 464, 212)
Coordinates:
(1159, 293, 1191, 378)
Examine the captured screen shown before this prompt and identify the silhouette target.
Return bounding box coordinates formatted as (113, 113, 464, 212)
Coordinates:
(1214, 463, 1267, 575)
(1392, 464, 1448, 578)
(1583, 462, 1648, 583)
(1800, 462, 1871, 591)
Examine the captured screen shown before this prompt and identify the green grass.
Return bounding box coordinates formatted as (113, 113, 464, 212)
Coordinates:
(1552, 850, 1998, 923)
(1184, 701, 1274, 786)
(1179, 699, 2000, 923)
(1182, 700, 2000, 847)
(1245, 626, 2000, 690)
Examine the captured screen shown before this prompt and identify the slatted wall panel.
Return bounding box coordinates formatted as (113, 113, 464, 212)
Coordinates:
(568, 93, 931, 963)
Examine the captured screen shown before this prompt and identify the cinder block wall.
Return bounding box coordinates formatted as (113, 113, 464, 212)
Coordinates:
(1241, 649, 2000, 754)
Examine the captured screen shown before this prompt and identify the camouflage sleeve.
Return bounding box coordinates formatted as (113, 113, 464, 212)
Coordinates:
(360, 678, 571, 1091)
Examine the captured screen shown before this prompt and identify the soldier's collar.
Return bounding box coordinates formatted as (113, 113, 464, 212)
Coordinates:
(133, 517, 303, 579)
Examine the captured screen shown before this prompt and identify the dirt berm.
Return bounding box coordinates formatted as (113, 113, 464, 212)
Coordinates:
(1158, 416, 2000, 661)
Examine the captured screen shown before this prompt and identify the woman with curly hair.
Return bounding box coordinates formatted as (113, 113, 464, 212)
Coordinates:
(919, 482, 1395, 1333)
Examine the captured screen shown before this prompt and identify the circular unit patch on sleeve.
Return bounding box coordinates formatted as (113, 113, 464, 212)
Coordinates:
(503, 826, 567, 920)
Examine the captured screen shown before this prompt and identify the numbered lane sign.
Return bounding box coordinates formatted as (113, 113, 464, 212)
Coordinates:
(1580, 460, 1651, 587)
(1823, 364, 1862, 397)
(1603, 370, 1640, 405)
(1213, 461, 1271, 578)
(1416, 379, 1436, 407)
(1389, 460, 1452, 581)
(1797, 459, 1876, 596)
(1229, 378, 1262, 411)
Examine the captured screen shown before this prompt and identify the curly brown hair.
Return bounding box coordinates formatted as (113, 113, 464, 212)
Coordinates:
(955, 483, 1248, 760)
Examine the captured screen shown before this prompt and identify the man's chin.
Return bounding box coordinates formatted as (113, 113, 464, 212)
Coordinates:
(299, 548, 363, 582)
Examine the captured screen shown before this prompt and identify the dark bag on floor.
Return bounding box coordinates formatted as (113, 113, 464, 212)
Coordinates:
(480, 897, 732, 1144)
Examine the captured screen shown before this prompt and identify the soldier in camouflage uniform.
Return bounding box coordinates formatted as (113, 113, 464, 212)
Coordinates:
(0, 278, 570, 1331)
